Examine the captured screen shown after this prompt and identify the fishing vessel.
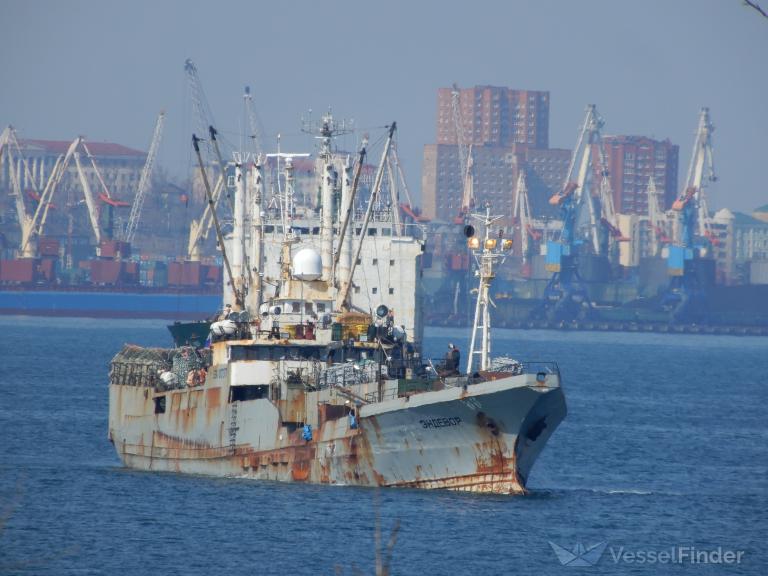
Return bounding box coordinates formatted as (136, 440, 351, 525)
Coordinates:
(108, 116, 566, 494)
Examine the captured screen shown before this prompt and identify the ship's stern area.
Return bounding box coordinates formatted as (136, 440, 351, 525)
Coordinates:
(356, 368, 566, 495)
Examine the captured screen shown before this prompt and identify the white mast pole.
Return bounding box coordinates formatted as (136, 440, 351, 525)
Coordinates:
(320, 116, 334, 282)
(338, 155, 353, 285)
(232, 163, 247, 309)
(247, 158, 265, 314)
(466, 205, 508, 374)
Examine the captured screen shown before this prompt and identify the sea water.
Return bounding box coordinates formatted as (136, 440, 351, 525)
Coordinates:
(0, 317, 765, 574)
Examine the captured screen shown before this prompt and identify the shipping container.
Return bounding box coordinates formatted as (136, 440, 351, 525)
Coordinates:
(168, 261, 201, 287)
(38, 236, 61, 257)
(99, 240, 132, 259)
(90, 260, 122, 284)
(0, 258, 36, 283)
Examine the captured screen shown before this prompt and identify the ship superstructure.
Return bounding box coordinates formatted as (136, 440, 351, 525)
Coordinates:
(108, 116, 566, 494)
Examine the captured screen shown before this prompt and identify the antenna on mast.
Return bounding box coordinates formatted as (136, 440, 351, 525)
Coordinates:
(465, 204, 514, 374)
(301, 108, 354, 281)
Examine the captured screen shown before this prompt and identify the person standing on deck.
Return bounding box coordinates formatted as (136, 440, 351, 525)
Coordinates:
(445, 343, 461, 374)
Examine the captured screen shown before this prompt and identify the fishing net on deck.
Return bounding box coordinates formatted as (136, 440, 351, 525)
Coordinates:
(487, 356, 523, 375)
(316, 359, 379, 389)
(109, 345, 174, 388)
(171, 346, 205, 388)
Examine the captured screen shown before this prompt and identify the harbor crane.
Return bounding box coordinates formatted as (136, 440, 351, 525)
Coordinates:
(450, 84, 475, 221)
(671, 107, 717, 251)
(0, 126, 37, 254)
(541, 105, 620, 319)
(122, 111, 165, 245)
(11, 136, 122, 257)
(184, 59, 219, 162)
(663, 107, 717, 320)
(548, 104, 623, 258)
(595, 147, 625, 257)
(512, 170, 541, 265)
(645, 176, 670, 257)
(184, 60, 233, 259)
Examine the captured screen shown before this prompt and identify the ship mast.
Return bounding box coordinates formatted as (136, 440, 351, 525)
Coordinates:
(231, 161, 248, 303)
(466, 205, 513, 374)
(302, 111, 352, 282)
(246, 156, 265, 313)
(337, 123, 396, 311)
(192, 134, 244, 309)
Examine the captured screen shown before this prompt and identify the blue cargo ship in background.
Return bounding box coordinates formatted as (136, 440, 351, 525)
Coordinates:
(0, 239, 223, 321)
(0, 286, 220, 320)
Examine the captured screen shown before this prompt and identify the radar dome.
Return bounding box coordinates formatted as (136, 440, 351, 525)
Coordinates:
(293, 248, 323, 281)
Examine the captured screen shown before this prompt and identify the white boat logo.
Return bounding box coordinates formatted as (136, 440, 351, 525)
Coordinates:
(549, 541, 608, 567)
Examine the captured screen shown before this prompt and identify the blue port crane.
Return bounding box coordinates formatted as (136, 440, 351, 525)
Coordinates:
(540, 105, 620, 320)
(664, 108, 717, 320)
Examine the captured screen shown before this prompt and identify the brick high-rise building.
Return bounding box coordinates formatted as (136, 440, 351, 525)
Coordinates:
(596, 136, 679, 216)
(436, 85, 550, 149)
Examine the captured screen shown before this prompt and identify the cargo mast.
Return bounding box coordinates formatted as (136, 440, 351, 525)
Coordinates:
(246, 156, 266, 314)
(302, 112, 352, 282)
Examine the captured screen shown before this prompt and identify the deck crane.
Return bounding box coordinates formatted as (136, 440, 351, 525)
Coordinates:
(123, 111, 165, 245)
(192, 134, 243, 309)
(450, 83, 474, 221)
(337, 123, 396, 311)
(184, 60, 233, 227)
(186, 126, 233, 261)
(663, 108, 717, 320)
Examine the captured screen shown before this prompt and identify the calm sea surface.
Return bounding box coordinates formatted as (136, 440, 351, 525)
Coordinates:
(0, 317, 766, 575)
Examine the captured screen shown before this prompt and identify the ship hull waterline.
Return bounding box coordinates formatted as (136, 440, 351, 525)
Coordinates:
(109, 375, 566, 495)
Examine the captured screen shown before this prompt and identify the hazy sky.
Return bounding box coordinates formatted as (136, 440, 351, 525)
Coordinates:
(1, 0, 766, 212)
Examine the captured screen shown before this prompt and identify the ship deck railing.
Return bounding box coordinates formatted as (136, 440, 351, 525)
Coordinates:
(429, 358, 560, 379)
(363, 360, 561, 403)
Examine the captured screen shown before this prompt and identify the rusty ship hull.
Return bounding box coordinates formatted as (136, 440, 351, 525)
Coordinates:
(108, 366, 565, 495)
